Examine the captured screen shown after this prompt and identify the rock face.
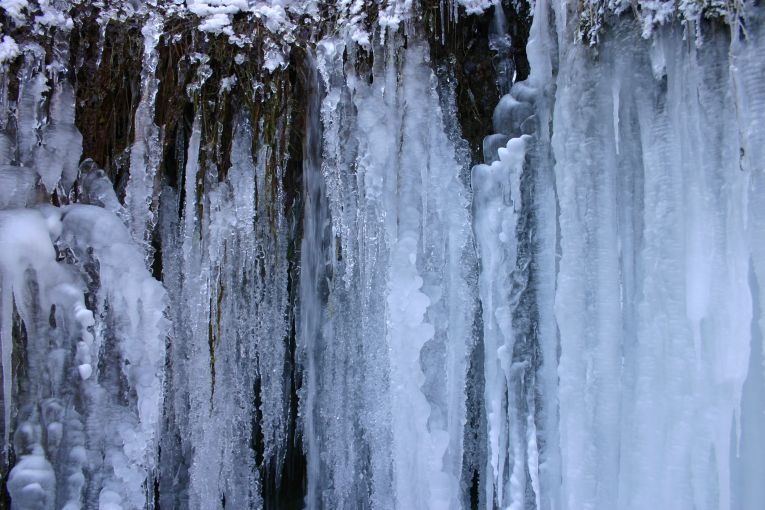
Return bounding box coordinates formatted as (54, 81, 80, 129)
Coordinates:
(0, 1, 764, 510)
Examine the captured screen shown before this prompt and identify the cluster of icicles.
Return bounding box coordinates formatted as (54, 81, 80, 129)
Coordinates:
(1, 0, 765, 509)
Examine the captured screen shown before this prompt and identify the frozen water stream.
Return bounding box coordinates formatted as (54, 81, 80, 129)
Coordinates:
(0, 0, 763, 509)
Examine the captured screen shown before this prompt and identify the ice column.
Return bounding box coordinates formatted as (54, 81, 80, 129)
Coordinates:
(301, 36, 476, 509)
(471, 0, 559, 507)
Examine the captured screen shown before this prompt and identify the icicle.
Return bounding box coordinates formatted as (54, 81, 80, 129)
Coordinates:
(124, 12, 164, 267)
(13, 35, 81, 195)
(472, 133, 529, 507)
(162, 100, 291, 508)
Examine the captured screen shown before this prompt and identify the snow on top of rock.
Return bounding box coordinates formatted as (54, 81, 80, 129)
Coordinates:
(34, 0, 74, 29)
(183, 0, 301, 36)
(575, 0, 743, 43)
(378, 0, 413, 28)
(187, 0, 250, 16)
(1, 0, 75, 34)
(0, 0, 29, 25)
(457, 0, 496, 15)
(0, 35, 20, 64)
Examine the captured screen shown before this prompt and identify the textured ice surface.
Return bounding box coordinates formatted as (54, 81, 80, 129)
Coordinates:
(301, 36, 476, 509)
(0, 204, 167, 510)
(0, 0, 764, 509)
(467, 0, 765, 509)
(526, 2, 763, 509)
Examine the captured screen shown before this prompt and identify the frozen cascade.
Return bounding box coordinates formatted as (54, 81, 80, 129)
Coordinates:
(157, 109, 293, 509)
(0, 18, 167, 510)
(0, 203, 168, 510)
(0, 0, 764, 509)
(301, 37, 477, 509)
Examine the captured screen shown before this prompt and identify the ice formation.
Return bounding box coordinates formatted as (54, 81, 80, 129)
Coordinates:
(0, 204, 167, 510)
(0, 0, 764, 509)
(301, 36, 476, 509)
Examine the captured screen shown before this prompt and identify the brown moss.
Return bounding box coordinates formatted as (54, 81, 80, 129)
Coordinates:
(71, 16, 144, 195)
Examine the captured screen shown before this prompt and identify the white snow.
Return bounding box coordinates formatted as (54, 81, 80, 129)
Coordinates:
(0, 36, 20, 64)
(0, 0, 28, 25)
(457, 0, 495, 14)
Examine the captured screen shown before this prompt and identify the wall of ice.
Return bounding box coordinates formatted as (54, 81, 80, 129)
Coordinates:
(0, 0, 764, 509)
(472, 0, 765, 508)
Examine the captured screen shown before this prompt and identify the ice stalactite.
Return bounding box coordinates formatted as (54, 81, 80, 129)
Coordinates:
(157, 93, 295, 508)
(124, 12, 164, 265)
(473, 132, 530, 509)
(13, 39, 82, 196)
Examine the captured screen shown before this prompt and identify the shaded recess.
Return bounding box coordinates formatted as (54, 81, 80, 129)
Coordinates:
(424, 0, 530, 164)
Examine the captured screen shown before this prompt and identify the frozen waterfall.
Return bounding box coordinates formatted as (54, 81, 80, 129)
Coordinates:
(0, 0, 764, 509)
